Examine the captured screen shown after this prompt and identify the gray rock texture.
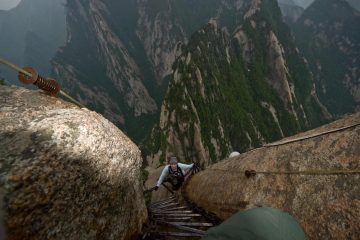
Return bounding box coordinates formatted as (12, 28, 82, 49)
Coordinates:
(185, 112, 360, 239)
(0, 85, 147, 239)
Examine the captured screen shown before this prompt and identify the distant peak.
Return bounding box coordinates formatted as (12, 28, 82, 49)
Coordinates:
(208, 18, 218, 28)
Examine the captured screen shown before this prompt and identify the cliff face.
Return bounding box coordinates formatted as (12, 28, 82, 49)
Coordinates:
(0, 0, 66, 83)
(146, 0, 328, 167)
(52, 0, 158, 140)
(293, 0, 360, 114)
(136, 0, 187, 82)
(185, 112, 360, 239)
(53, 0, 287, 144)
(0, 85, 147, 239)
(136, 0, 247, 82)
(51, 0, 229, 142)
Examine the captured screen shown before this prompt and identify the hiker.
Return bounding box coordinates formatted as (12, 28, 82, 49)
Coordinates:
(154, 156, 194, 191)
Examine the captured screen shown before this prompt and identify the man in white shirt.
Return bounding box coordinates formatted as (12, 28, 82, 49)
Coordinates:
(154, 156, 194, 191)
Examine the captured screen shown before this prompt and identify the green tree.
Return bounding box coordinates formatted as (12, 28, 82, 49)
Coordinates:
(0, 76, 7, 85)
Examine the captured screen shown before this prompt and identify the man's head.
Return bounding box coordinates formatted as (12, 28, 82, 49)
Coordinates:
(169, 156, 178, 171)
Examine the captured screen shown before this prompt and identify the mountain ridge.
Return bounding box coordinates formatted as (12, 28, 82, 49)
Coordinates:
(145, 0, 328, 167)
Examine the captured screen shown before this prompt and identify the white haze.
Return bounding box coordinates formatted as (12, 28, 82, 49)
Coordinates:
(0, 0, 21, 10)
(292, 0, 315, 8)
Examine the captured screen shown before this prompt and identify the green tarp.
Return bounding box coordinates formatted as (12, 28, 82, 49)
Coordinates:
(202, 207, 306, 240)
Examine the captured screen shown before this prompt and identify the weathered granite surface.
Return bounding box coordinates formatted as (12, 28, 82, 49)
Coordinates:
(0, 85, 147, 239)
(185, 112, 360, 239)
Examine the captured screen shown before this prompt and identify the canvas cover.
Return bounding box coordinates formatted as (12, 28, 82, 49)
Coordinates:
(202, 207, 306, 240)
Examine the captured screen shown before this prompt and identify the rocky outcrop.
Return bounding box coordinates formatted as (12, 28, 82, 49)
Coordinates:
(51, 0, 259, 143)
(52, 0, 157, 129)
(267, 30, 295, 106)
(0, 85, 147, 239)
(185, 112, 360, 239)
(136, 0, 186, 82)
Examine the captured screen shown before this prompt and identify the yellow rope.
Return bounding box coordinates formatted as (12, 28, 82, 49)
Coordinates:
(59, 90, 86, 108)
(0, 57, 32, 77)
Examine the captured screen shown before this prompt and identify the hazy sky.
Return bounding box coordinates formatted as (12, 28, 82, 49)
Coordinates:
(0, 0, 21, 10)
(293, 0, 315, 8)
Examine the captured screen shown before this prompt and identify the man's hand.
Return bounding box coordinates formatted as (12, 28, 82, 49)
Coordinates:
(154, 186, 159, 191)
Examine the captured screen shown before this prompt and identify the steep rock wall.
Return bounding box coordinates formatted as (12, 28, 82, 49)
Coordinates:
(0, 85, 147, 239)
(146, 0, 328, 167)
(185, 112, 360, 239)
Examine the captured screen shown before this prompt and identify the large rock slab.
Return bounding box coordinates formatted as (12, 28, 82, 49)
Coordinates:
(0, 85, 147, 239)
(185, 112, 360, 239)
